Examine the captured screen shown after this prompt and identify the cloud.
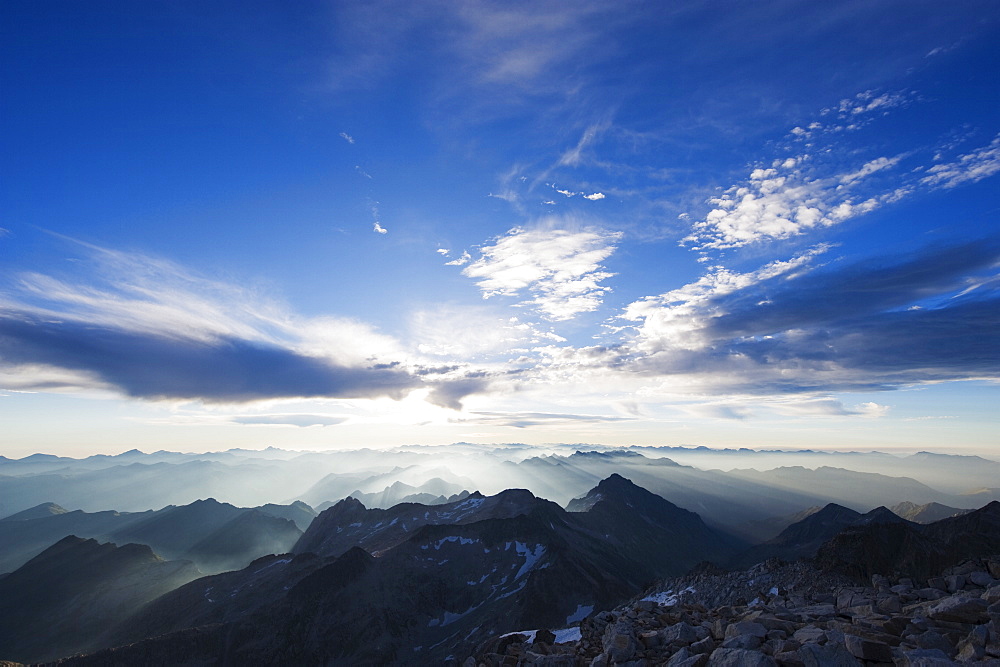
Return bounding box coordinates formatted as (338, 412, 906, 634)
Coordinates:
(444, 251, 471, 266)
(452, 410, 632, 428)
(373, 221, 388, 234)
(558, 123, 607, 167)
(920, 135, 1000, 189)
(425, 376, 491, 410)
(460, 223, 622, 320)
(583, 192, 606, 200)
(231, 414, 349, 427)
(436, 248, 450, 256)
(682, 153, 900, 250)
(0, 314, 420, 402)
(0, 244, 426, 403)
(621, 239, 1000, 395)
(339, 132, 355, 144)
(411, 306, 563, 358)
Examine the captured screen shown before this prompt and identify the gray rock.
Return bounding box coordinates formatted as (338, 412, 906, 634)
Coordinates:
(797, 642, 861, 666)
(913, 630, 956, 656)
(899, 648, 956, 666)
(603, 620, 638, 663)
(843, 633, 893, 662)
(720, 634, 762, 650)
(984, 584, 1000, 604)
(773, 651, 805, 667)
(915, 588, 948, 601)
(877, 595, 902, 613)
(956, 640, 985, 661)
(708, 647, 776, 666)
(928, 577, 948, 592)
(725, 621, 767, 639)
(945, 574, 966, 593)
(670, 653, 709, 667)
(661, 622, 700, 645)
(527, 653, 576, 666)
(970, 571, 996, 588)
(928, 595, 989, 624)
(690, 635, 715, 655)
(792, 625, 826, 644)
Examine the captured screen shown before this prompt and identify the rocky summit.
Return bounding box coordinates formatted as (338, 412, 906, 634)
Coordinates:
(470, 557, 1000, 666)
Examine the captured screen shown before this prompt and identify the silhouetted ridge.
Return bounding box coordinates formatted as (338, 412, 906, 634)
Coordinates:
(0, 501, 70, 522)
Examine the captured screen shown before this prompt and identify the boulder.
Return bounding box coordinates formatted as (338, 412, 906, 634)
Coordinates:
(843, 634, 893, 662)
(796, 642, 861, 666)
(708, 647, 776, 666)
(661, 622, 700, 645)
(928, 596, 989, 624)
(898, 648, 956, 666)
(725, 621, 767, 639)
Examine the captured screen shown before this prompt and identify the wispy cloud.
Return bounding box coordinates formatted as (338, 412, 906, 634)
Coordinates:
(460, 223, 621, 320)
(0, 243, 454, 404)
(339, 132, 356, 144)
(231, 414, 349, 427)
(373, 221, 388, 234)
(452, 410, 632, 429)
(444, 251, 471, 266)
(920, 134, 1000, 189)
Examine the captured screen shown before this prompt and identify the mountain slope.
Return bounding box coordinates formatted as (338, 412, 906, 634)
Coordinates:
(815, 501, 1000, 582)
(0, 536, 201, 663)
(66, 476, 737, 665)
(730, 503, 911, 568)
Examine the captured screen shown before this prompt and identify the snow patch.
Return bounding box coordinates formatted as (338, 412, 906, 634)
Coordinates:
(428, 535, 479, 550)
(513, 542, 546, 580)
(641, 585, 696, 606)
(565, 604, 593, 624)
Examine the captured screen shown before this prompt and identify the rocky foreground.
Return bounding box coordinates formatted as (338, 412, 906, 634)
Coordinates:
(470, 558, 1000, 666)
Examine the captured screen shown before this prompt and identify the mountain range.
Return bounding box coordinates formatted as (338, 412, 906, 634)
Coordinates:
(1, 445, 999, 664)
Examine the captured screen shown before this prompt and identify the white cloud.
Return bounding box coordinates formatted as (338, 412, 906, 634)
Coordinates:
(556, 189, 579, 197)
(920, 135, 1000, 189)
(445, 251, 471, 266)
(839, 156, 902, 185)
(437, 248, 450, 256)
(682, 153, 905, 250)
(558, 123, 607, 167)
(339, 132, 355, 144)
(411, 307, 563, 358)
(461, 224, 621, 320)
(373, 221, 388, 234)
(583, 192, 605, 200)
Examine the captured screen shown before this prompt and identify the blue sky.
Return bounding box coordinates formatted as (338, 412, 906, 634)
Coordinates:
(2, 1, 998, 457)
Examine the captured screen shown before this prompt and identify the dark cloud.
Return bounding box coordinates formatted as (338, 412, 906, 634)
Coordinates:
(707, 239, 1000, 339)
(0, 313, 421, 402)
(631, 239, 1000, 394)
(425, 376, 491, 410)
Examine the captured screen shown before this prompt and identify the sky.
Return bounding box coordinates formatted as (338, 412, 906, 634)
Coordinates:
(1, 0, 999, 458)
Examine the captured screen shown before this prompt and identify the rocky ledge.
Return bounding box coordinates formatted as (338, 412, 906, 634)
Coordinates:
(469, 557, 1000, 666)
